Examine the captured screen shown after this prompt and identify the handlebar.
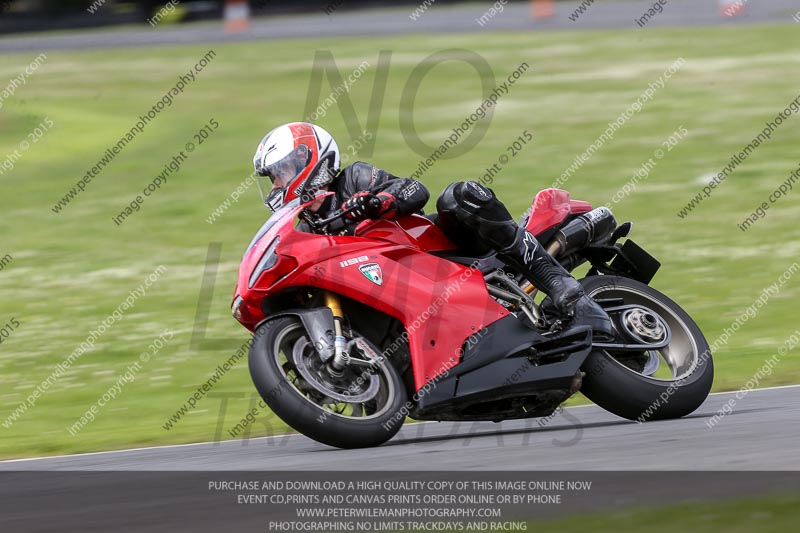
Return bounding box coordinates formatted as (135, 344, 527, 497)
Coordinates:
(305, 206, 357, 234)
(305, 196, 382, 234)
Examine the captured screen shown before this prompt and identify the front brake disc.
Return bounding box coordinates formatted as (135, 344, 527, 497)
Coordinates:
(291, 337, 380, 403)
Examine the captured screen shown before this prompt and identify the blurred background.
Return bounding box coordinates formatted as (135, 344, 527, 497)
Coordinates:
(2, 0, 475, 33)
(2, 0, 799, 444)
(1, 0, 799, 463)
(2, 0, 799, 527)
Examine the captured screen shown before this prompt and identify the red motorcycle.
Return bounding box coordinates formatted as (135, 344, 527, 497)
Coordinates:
(232, 188, 713, 448)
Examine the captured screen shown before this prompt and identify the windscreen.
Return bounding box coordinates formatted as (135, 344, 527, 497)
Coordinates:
(244, 197, 301, 257)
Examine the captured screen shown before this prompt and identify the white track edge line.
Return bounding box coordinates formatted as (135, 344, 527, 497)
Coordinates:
(1, 384, 797, 464)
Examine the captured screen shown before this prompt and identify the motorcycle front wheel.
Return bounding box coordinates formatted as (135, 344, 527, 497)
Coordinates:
(249, 316, 407, 448)
(579, 275, 714, 421)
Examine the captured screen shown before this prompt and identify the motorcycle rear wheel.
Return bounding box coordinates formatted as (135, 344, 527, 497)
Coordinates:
(249, 316, 407, 448)
(579, 275, 714, 421)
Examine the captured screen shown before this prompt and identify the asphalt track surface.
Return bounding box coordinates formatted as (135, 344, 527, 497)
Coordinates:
(2, 385, 798, 471)
(0, 0, 798, 52)
(1, 387, 797, 532)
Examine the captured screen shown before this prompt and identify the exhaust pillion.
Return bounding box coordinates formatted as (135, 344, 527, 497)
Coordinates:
(233, 188, 712, 448)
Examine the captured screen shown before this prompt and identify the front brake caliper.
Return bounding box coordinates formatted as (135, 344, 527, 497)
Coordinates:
(348, 337, 383, 366)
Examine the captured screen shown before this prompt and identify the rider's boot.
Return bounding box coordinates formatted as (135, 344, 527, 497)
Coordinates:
(436, 181, 614, 337)
(498, 227, 614, 337)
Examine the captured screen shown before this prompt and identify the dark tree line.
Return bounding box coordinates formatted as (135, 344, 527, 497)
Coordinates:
(0, 0, 517, 27)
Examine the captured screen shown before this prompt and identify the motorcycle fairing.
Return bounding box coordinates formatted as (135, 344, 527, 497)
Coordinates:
(237, 204, 510, 390)
(415, 314, 593, 421)
(525, 188, 592, 236)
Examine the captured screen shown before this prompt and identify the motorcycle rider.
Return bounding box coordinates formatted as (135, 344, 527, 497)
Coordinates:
(253, 122, 612, 335)
(253, 122, 428, 220)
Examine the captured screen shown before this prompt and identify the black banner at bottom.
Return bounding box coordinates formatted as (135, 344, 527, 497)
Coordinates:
(1, 471, 798, 532)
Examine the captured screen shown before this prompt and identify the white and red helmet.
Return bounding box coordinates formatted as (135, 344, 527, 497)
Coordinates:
(253, 122, 340, 211)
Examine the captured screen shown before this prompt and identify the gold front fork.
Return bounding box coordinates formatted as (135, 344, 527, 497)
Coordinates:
(324, 291, 343, 319)
(324, 291, 348, 369)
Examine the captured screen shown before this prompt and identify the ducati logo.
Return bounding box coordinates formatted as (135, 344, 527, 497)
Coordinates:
(359, 263, 383, 286)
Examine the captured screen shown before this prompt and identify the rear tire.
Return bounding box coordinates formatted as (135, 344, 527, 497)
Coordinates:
(579, 276, 714, 421)
(249, 316, 408, 448)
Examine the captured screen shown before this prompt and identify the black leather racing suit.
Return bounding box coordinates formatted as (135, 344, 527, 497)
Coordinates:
(435, 180, 613, 335)
(315, 164, 610, 334)
(319, 161, 430, 219)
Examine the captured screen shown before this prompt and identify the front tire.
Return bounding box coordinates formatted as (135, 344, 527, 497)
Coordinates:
(249, 316, 408, 448)
(579, 276, 714, 421)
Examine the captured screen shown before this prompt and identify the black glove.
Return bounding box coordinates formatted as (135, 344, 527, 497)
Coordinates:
(342, 192, 383, 221)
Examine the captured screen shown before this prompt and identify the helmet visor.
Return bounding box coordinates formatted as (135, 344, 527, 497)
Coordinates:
(255, 144, 310, 211)
(257, 145, 309, 186)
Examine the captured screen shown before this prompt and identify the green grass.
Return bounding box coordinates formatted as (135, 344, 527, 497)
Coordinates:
(530, 494, 800, 533)
(1, 22, 799, 458)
